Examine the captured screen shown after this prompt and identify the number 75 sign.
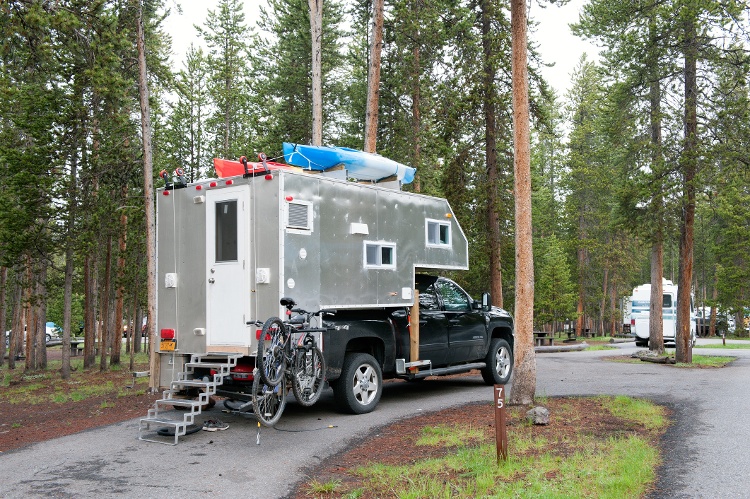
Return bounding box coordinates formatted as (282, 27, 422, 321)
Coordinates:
(494, 384, 507, 461)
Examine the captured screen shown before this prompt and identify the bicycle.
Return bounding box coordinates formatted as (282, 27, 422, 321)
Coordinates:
(253, 298, 332, 426)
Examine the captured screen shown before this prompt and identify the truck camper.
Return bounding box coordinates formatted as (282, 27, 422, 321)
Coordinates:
(139, 148, 514, 443)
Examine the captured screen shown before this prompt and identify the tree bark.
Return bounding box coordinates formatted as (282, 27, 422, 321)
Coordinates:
(649, 240, 665, 353)
(481, 0, 504, 309)
(364, 0, 384, 153)
(508, 0, 536, 406)
(309, 0, 323, 146)
(135, 0, 159, 389)
(112, 190, 127, 366)
(0, 266, 7, 367)
(100, 236, 112, 371)
(676, 12, 697, 364)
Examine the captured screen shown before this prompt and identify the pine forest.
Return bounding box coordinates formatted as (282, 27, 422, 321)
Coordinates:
(1, 0, 749, 374)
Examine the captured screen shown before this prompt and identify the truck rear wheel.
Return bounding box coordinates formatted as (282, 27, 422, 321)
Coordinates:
(333, 353, 382, 414)
(481, 338, 513, 385)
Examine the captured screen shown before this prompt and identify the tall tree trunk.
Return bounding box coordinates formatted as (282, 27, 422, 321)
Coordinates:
(135, 0, 159, 390)
(649, 240, 665, 353)
(508, 0, 535, 406)
(309, 0, 324, 146)
(600, 267, 609, 334)
(364, 0, 384, 152)
(37, 259, 48, 370)
(410, 12, 422, 193)
(647, 11, 665, 354)
(677, 12, 697, 364)
(0, 266, 7, 367)
(481, 0, 504, 309)
(100, 236, 112, 371)
(112, 190, 127, 366)
(61, 143, 79, 379)
(709, 269, 718, 336)
(9, 279, 22, 369)
(576, 243, 586, 336)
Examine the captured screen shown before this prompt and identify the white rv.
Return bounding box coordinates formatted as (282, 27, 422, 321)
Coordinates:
(629, 279, 696, 347)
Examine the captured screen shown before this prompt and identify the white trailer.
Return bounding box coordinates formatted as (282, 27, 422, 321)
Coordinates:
(629, 278, 696, 347)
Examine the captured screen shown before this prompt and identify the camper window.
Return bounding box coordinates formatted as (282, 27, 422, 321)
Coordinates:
(215, 200, 238, 262)
(426, 219, 451, 247)
(663, 294, 672, 308)
(364, 242, 396, 269)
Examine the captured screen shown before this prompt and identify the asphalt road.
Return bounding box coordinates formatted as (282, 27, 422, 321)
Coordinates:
(1, 339, 747, 498)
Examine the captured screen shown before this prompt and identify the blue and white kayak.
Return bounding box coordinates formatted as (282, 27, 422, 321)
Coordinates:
(282, 143, 416, 184)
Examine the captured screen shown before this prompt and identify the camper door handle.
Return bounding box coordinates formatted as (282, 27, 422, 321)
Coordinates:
(208, 278, 215, 284)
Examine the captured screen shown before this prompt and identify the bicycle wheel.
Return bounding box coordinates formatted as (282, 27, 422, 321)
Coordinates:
(291, 344, 326, 407)
(256, 317, 287, 387)
(252, 371, 287, 427)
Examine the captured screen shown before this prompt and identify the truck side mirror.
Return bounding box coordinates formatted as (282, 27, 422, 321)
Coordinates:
(482, 292, 491, 311)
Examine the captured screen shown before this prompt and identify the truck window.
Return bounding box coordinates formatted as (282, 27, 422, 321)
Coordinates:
(215, 200, 238, 262)
(436, 280, 470, 312)
(417, 284, 441, 311)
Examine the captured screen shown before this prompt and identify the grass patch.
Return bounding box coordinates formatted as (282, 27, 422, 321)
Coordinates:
(0, 351, 151, 405)
(586, 345, 618, 351)
(600, 395, 667, 430)
(698, 342, 750, 349)
(306, 479, 342, 495)
(305, 396, 666, 498)
(677, 354, 735, 368)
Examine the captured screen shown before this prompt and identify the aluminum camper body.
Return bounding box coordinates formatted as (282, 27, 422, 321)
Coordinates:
(155, 169, 468, 386)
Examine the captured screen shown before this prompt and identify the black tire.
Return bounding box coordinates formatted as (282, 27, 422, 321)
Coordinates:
(252, 372, 287, 427)
(256, 317, 287, 387)
(291, 345, 326, 407)
(46, 333, 51, 343)
(635, 339, 648, 347)
(333, 353, 382, 415)
(481, 338, 513, 385)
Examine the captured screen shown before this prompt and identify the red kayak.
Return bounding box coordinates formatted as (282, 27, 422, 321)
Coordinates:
(213, 156, 295, 178)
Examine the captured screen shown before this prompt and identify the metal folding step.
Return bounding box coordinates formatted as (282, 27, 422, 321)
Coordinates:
(138, 352, 241, 445)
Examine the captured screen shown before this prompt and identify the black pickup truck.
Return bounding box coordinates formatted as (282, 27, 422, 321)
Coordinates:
(320, 274, 515, 414)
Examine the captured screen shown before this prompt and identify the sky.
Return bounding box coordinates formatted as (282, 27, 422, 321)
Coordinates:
(162, 0, 600, 99)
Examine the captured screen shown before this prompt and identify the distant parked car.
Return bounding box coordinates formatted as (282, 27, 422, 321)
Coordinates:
(5, 323, 62, 346)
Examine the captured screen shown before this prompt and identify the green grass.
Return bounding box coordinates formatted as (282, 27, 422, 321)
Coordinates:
(586, 345, 618, 351)
(0, 351, 151, 405)
(698, 342, 750, 349)
(677, 354, 735, 368)
(307, 479, 342, 495)
(303, 396, 666, 499)
(600, 395, 666, 430)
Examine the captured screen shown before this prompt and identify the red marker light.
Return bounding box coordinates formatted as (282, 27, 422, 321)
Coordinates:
(209, 181, 217, 188)
(195, 185, 203, 191)
(160, 328, 175, 340)
(265, 174, 273, 180)
(285, 196, 294, 202)
(162, 191, 170, 196)
(226, 180, 233, 186)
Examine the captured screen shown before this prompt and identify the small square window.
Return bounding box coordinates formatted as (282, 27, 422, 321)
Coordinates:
(364, 242, 396, 269)
(426, 219, 451, 246)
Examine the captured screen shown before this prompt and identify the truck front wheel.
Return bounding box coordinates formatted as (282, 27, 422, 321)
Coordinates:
(333, 353, 382, 414)
(481, 338, 513, 385)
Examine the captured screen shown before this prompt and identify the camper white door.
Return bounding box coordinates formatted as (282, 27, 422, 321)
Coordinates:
(206, 187, 249, 346)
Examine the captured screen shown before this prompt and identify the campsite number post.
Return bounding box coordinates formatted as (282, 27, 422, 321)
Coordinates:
(494, 384, 508, 462)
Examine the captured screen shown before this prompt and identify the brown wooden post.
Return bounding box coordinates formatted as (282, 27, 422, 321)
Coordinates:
(410, 290, 419, 373)
(494, 384, 508, 461)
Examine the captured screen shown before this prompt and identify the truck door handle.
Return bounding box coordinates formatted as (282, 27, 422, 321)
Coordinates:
(208, 278, 215, 284)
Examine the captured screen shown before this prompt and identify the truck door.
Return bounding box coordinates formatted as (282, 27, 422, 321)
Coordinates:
(435, 279, 486, 363)
(206, 187, 249, 346)
(415, 281, 449, 367)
